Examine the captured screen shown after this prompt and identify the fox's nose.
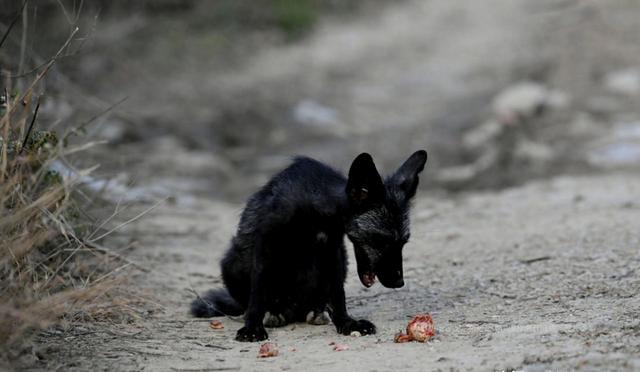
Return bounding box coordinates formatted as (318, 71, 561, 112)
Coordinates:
(392, 278, 404, 288)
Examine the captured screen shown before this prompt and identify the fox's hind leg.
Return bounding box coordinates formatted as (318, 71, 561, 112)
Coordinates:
(220, 239, 251, 309)
(235, 236, 271, 342)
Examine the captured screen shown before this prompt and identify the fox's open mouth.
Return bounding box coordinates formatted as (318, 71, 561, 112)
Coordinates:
(359, 272, 376, 287)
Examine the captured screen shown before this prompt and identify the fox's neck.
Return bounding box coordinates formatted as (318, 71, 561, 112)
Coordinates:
(329, 180, 352, 227)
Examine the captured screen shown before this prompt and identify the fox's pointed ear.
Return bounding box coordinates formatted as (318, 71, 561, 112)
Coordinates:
(389, 150, 427, 202)
(347, 153, 385, 208)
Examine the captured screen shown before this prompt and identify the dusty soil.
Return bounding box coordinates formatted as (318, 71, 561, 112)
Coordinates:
(23, 172, 640, 371)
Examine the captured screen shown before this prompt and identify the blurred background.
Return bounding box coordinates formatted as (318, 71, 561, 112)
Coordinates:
(3, 0, 640, 202)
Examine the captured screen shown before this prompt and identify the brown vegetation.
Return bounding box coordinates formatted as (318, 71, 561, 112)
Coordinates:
(0, 10, 133, 361)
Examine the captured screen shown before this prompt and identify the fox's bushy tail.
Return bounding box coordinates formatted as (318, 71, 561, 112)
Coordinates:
(190, 289, 244, 317)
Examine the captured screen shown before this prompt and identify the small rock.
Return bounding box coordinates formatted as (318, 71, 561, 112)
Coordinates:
(514, 139, 555, 163)
(604, 68, 640, 96)
(613, 121, 640, 140)
(292, 99, 339, 127)
(463, 120, 502, 150)
(492, 81, 568, 124)
(95, 119, 127, 142)
(588, 142, 640, 167)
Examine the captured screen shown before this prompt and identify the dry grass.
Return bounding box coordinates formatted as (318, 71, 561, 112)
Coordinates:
(0, 10, 139, 358)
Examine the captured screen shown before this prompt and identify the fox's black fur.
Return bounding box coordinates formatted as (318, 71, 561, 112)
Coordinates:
(191, 150, 428, 341)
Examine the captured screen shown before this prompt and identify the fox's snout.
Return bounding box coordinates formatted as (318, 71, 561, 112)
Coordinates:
(378, 269, 404, 288)
(389, 277, 405, 288)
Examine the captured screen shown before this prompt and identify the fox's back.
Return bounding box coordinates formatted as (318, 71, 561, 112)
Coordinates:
(238, 157, 348, 234)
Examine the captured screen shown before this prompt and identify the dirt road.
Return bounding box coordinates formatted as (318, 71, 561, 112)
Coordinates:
(29, 172, 640, 371)
(16, 1, 640, 370)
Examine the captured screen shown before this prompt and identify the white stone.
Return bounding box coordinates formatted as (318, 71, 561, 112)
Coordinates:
(604, 68, 640, 96)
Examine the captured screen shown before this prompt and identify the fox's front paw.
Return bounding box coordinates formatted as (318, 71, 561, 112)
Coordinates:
(337, 319, 376, 336)
(236, 326, 268, 342)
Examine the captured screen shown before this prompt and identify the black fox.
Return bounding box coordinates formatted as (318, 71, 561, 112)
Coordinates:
(191, 150, 428, 342)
